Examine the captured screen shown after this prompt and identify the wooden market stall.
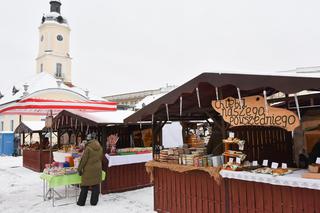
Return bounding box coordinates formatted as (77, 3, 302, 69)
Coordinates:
(15, 121, 52, 172)
(52, 110, 152, 194)
(125, 72, 320, 213)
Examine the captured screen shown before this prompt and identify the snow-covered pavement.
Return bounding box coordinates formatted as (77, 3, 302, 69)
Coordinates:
(0, 156, 155, 213)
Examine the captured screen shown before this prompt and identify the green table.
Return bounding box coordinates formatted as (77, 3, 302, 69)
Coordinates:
(41, 171, 106, 206)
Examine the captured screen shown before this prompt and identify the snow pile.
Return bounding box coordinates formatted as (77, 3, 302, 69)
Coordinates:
(0, 156, 155, 213)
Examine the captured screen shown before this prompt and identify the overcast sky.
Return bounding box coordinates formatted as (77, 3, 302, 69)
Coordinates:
(1, 0, 320, 97)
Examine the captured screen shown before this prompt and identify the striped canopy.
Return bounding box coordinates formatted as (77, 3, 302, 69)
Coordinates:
(0, 98, 117, 115)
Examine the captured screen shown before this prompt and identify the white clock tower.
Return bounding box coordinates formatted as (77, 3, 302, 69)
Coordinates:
(36, 0, 72, 84)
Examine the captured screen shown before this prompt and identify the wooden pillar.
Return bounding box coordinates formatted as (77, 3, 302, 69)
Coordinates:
(101, 126, 107, 153)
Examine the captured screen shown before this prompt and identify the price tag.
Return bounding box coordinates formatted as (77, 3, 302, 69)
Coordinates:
(236, 157, 241, 164)
(281, 163, 287, 169)
(316, 157, 320, 164)
(229, 132, 235, 138)
(252, 161, 258, 166)
(229, 158, 234, 163)
(271, 162, 279, 169)
(262, 160, 268, 167)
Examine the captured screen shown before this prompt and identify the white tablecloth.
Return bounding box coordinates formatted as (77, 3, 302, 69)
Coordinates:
(220, 169, 320, 190)
(105, 153, 153, 167)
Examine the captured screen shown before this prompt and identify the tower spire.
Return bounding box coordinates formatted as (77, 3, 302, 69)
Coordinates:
(50, 0, 61, 14)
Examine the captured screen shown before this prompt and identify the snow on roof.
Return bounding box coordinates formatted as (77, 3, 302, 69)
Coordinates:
(21, 121, 45, 131)
(0, 72, 104, 106)
(65, 110, 134, 124)
(135, 94, 165, 110)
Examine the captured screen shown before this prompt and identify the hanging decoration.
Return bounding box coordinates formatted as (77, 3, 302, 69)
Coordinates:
(237, 88, 243, 108)
(196, 87, 201, 108)
(75, 119, 78, 130)
(86, 125, 89, 135)
(215, 87, 219, 100)
(165, 104, 170, 121)
(180, 96, 183, 116)
(294, 94, 301, 120)
(263, 90, 269, 113)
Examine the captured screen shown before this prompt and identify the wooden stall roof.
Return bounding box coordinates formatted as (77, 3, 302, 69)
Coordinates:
(124, 72, 320, 123)
(15, 121, 46, 133)
(52, 109, 135, 127)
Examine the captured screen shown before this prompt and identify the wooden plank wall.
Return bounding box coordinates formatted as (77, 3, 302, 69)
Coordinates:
(153, 168, 320, 213)
(154, 167, 226, 213)
(23, 149, 41, 172)
(227, 179, 320, 213)
(101, 162, 151, 194)
(231, 126, 293, 166)
(23, 150, 51, 172)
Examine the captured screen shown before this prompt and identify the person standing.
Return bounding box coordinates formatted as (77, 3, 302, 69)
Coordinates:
(77, 134, 103, 206)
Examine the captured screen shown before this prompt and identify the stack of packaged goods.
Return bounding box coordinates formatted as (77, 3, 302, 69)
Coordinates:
(159, 150, 169, 162)
(156, 146, 215, 168)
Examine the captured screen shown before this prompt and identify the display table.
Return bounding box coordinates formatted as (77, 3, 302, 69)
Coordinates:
(101, 154, 152, 194)
(105, 153, 152, 167)
(23, 149, 51, 172)
(220, 169, 320, 190)
(40, 171, 106, 207)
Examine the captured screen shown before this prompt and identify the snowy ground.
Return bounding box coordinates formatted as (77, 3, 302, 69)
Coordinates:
(0, 156, 155, 213)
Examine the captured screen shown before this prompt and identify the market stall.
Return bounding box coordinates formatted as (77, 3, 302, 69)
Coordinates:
(15, 121, 53, 172)
(52, 109, 152, 194)
(125, 72, 320, 213)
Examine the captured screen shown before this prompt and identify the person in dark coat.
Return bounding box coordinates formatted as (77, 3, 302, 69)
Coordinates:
(77, 134, 103, 206)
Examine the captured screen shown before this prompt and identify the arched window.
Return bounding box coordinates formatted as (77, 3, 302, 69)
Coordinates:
(56, 63, 62, 78)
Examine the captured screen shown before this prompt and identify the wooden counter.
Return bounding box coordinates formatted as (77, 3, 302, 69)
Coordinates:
(153, 166, 320, 213)
(153, 167, 226, 213)
(101, 161, 151, 194)
(22, 149, 51, 172)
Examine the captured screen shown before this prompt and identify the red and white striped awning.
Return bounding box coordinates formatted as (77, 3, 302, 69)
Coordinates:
(0, 98, 117, 115)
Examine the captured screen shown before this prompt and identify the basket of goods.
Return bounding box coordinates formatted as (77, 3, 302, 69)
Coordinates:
(186, 134, 205, 148)
(308, 163, 320, 173)
(302, 162, 320, 179)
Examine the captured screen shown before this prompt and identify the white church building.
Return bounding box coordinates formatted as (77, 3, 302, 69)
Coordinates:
(0, 1, 103, 133)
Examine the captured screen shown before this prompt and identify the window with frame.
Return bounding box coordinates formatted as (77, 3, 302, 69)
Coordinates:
(40, 64, 43, 72)
(56, 63, 62, 78)
(1, 121, 4, 131)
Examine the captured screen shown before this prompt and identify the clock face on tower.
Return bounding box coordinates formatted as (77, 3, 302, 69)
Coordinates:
(57, 35, 63, 41)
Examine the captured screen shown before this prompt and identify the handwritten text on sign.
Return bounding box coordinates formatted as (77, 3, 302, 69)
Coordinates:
(212, 95, 300, 131)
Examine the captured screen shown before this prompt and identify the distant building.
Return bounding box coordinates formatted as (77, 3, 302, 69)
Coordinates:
(103, 85, 176, 109)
